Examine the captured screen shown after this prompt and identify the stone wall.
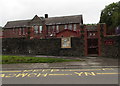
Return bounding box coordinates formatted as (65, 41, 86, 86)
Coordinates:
(2, 35, 119, 58)
(2, 37, 85, 57)
(101, 35, 120, 58)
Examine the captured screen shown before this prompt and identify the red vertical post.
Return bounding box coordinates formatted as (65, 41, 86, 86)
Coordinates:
(30, 26, 34, 39)
(43, 24, 47, 39)
(98, 24, 101, 56)
(104, 24, 107, 37)
(84, 27, 88, 56)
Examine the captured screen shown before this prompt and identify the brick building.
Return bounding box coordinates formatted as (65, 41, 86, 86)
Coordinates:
(3, 15, 45, 39)
(3, 14, 83, 39)
(2, 14, 108, 56)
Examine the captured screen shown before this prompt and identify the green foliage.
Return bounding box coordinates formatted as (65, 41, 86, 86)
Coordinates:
(1, 55, 82, 64)
(99, 1, 120, 32)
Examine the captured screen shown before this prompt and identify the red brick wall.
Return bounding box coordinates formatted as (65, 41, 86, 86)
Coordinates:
(46, 23, 80, 38)
(3, 28, 28, 38)
(56, 30, 78, 38)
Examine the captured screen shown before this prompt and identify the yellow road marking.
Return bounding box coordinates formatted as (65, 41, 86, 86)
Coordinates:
(0, 72, 119, 78)
(50, 69, 60, 72)
(61, 68, 113, 72)
(0, 71, 22, 73)
(84, 72, 96, 76)
(49, 74, 72, 76)
(16, 73, 28, 77)
(0, 68, 114, 73)
(36, 73, 42, 77)
(5, 74, 17, 78)
(96, 73, 119, 75)
(27, 73, 38, 77)
(43, 73, 48, 77)
(74, 72, 83, 76)
(0, 74, 5, 77)
(74, 72, 96, 76)
(42, 69, 45, 72)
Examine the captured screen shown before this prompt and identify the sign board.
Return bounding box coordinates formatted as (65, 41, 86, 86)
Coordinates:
(61, 37, 71, 48)
(104, 40, 114, 45)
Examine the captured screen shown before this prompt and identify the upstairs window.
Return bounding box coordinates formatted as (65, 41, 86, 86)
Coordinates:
(34, 26, 38, 34)
(68, 24, 72, 30)
(74, 24, 77, 31)
(52, 26, 56, 36)
(87, 31, 97, 37)
(39, 26, 42, 33)
(64, 25, 67, 29)
(19, 28, 22, 35)
(48, 26, 51, 35)
(52, 26, 55, 32)
(56, 25, 59, 33)
(23, 28, 25, 35)
(13, 29, 15, 33)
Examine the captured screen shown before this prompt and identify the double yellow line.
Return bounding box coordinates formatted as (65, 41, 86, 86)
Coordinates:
(0, 71, 22, 73)
(96, 73, 120, 75)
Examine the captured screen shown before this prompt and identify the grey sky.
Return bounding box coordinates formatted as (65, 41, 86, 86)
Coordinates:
(0, 0, 119, 27)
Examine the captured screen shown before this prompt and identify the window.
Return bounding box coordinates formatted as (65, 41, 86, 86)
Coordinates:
(19, 28, 22, 35)
(52, 26, 55, 32)
(89, 33, 92, 36)
(39, 26, 42, 33)
(88, 32, 96, 37)
(23, 28, 25, 35)
(64, 25, 67, 29)
(52, 26, 55, 36)
(48, 26, 51, 35)
(68, 24, 72, 30)
(34, 26, 38, 34)
(13, 29, 15, 33)
(93, 33, 96, 36)
(56, 25, 59, 33)
(73, 24, 77, 31)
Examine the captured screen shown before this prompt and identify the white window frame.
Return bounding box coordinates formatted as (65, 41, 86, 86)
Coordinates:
(39, 26, 42, 33)
(74, 24, 77, 31)
(68, 24, 72, 30)
(56, 25, 59, 33)
(34, 26, 38, 34)
(64, 25, 67, 29)
(23, 28, 25, 35)
(52, 26, 55, 32)
(19, 28, 22, 35)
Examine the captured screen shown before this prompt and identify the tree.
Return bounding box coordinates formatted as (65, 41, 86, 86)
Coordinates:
(99, 1, 120, 34)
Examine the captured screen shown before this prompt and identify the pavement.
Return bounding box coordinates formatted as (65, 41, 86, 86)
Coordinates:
(1, 56, 119, 69)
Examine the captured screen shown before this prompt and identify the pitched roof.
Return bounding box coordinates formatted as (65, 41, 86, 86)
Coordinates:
(4, 20, 31, 28)
(4, 14, 83, 28)
(4, 15, 44, 28)
(45, 15, 83, 25)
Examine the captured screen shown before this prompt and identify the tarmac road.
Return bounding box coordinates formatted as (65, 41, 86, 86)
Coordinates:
(1, 68, 119, 84)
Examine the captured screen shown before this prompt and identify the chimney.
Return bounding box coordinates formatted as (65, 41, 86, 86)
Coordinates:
(45, 14, 48, 18)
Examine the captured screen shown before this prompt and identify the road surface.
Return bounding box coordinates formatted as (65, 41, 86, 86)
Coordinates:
(1, 68, 119, 84)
